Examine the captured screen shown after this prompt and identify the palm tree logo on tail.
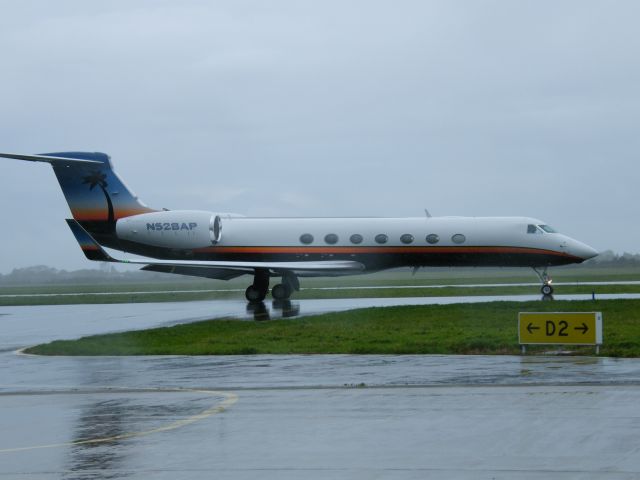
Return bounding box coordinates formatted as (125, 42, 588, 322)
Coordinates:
(82, 170, 115, 227)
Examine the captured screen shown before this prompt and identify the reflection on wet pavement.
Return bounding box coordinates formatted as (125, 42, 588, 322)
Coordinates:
(247, 300, 301, 321)
(65, 397, 129, 479)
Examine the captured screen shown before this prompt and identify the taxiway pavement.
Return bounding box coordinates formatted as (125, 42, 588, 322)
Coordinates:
(2, 298, 640, 479)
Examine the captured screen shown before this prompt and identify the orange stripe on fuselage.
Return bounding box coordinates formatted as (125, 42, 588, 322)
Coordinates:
(191, 245, 576, 258)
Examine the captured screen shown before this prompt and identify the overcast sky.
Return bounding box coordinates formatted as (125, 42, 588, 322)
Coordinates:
(1, 1, 639, 273)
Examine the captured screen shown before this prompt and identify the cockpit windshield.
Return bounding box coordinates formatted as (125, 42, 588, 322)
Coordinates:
(527, 224, 558, 234)
(538, 225, 557, 233)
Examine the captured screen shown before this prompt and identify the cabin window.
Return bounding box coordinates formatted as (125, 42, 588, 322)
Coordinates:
(426, 234, 439, 244)
(300, 233, 314, 244)
(375, 234, 388, 244)
(324, 233, 339, 244)
(539, 225, 557, 233)
(350, 234, 363, 244)
(452, 234, 466, 244)
(400, 234, 414, 244)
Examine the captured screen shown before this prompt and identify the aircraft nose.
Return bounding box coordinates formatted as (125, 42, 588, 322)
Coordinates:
(569, 240, 599, 261)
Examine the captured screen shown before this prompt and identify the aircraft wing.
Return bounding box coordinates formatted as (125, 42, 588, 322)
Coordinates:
(66, 219, 365, 278)
(140, 265, 247, 281)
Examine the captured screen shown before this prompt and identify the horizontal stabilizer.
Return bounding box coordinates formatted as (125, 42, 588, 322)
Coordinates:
(0, 152, 102, 164)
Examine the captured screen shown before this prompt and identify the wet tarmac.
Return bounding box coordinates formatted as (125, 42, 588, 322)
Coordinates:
(2, 297, 640, 478)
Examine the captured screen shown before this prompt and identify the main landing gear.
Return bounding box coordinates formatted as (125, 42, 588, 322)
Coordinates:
(245, 268, 269, 302)
(245, 269, 300, 303)
(533, 266, 554, 296)
(272, 271, 300, 301)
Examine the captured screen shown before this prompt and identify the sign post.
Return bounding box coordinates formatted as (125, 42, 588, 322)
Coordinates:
(518, 312, 603, 354)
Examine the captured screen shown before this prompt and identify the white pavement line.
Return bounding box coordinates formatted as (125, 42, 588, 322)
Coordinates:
(302, 281, 640, 290)
(0, 289, 244, 298)
(2, 280, 639, 298)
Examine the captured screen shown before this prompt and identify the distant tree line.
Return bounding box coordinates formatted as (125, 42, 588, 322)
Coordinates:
(583, 250, 640, 267)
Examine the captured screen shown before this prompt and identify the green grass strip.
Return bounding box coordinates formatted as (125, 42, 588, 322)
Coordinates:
(25, 299, 640, 357)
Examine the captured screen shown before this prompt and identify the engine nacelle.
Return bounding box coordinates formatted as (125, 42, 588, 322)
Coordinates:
(116, 210, 223, 249)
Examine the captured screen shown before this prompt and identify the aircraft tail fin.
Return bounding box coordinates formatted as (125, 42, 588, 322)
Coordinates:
(0, 151, 156, 239)
(66, 219, 117, 262)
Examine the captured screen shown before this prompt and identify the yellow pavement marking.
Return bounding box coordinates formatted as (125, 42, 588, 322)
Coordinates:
(0, 388, 238, 453)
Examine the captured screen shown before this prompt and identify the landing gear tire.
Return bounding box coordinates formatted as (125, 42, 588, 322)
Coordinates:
(272, 283, 292, 301)
(245, 285, 267, 303)
(533, 267, 554, 298)
(246, 268, 270, 303)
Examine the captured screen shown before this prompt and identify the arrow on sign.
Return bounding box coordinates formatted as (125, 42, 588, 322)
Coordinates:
(574, 323, 589, 335)
(527, 323, 540, 334)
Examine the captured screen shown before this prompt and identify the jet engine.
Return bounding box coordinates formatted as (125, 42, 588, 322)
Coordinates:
(116, 210, 224, 249)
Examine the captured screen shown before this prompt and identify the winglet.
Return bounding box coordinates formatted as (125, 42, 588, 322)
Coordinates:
(66, 219, 117, 262)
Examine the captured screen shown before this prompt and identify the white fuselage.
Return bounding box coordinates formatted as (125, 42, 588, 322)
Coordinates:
(115, 211, 598, 269)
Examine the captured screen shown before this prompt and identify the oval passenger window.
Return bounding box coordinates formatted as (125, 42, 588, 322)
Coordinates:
(426, 234, 439, 244)
(400, 234, 414, 244)
(452, 234, 466, 244)
(300, 233, 314, 244)
(375, 234, 388, 244)
(324, 233, 339, 244)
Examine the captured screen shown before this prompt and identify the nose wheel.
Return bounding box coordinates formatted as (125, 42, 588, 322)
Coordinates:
(533, 267, 554, 295)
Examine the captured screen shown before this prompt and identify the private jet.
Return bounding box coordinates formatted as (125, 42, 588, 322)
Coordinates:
(1, 151, 598, 301)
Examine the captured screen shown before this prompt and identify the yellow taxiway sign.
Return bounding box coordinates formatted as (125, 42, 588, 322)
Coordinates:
(519, 312, 603, 345)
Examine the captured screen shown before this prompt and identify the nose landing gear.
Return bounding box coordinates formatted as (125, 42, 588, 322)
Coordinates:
(533, 266, 554, 296)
